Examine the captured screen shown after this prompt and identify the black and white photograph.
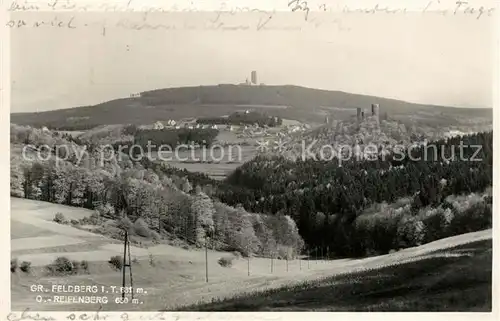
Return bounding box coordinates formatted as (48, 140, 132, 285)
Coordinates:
(4, 0, 498, 316)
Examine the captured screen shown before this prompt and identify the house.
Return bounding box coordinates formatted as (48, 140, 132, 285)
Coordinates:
(211, 125, 218, 129)
(41, 126, 50, 133)
(153, 121, 164, 130)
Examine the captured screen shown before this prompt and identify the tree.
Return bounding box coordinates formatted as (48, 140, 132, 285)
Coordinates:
(181, 177, 193, 194)
(250, 214, 277, 257)
(10, 161, 25, 198)
(191, 191, 215, 245)
(227, 207, 260, 256)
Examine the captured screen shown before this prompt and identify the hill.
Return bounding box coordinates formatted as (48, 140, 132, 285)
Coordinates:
(11, 85, 492, 130)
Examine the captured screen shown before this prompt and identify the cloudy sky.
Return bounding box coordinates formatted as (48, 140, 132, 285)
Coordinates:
(10, 9, 495, 112)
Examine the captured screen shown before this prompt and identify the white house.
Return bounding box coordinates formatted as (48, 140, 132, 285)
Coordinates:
(41, 126, 50, 133)
(153, 121, 164, 130)
(211, 125, 218, 129)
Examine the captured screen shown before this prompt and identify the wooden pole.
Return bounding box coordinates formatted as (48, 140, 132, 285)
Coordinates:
(205, 234, 208, 283)
(308, 249, 310, 269)
(247, 244, 250, 276)
(184, 217, 188, 242)
(121, 230, 127, 299)
(271, 254, 274, 273)
(127, 238, 134, 300)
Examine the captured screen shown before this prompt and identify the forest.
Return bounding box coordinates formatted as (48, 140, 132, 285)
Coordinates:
(197, 111, 283, 127)
(10, 123, 493, 259)
(11, 124, 303, 258)
(58, 126, 220, 154)
(210, 132, 492, 255)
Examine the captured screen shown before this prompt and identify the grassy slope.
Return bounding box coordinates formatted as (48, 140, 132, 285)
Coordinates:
(179, 239, 492, 312)
(10, 85, 492, 128)
(10, 198, 492, 311)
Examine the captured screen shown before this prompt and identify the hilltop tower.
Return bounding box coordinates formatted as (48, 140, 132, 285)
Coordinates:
(325, 115, 330, 125)
(251, 71, 257, 85)
(371, 103, 379, 117)
(356, 108, 362, 122)
(371, 103, 380, 127)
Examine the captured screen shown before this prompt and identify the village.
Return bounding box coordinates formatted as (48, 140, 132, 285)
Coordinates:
(140, 109, 311, 146)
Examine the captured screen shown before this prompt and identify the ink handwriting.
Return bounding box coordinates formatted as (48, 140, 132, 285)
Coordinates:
(288, 0, 311, 20)
(7, 309, 55, 321)
(4, 0, 497, 33)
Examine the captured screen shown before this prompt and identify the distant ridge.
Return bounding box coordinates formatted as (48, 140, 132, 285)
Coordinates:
(11, 85, 492, 130)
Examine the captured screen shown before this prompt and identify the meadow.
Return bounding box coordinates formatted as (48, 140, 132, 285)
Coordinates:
(11, 198, 492, 311)
(181, 239, 492, 311)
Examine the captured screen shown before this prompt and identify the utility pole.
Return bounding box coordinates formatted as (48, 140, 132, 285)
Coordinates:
(184, 216, 188, 242)
(121, 229, 134, 300)
(157, 212, 161, 234)
(119, 197, 133, 301)
(286, 256, 289, 272)
(121, 230, 127, 299)
(299, 255, 301, 271)
(127, 235, 134, 301)
(271, 253, 274, 273)
(307, 249, 310, 269)
(247, 244, 250, 276)
(315, 247, 318, 264)
(326, 245, 330, 261)
(205, 233, 209, 283)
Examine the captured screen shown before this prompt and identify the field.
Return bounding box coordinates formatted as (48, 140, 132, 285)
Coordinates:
(153, 121, 301, 180)
(158, 145, 257, 180)
(11, 198, 492, 311)
(184, 240, 492, 311)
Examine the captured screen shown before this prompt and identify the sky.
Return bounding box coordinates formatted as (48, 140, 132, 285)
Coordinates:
(10, 9, 496, 113)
